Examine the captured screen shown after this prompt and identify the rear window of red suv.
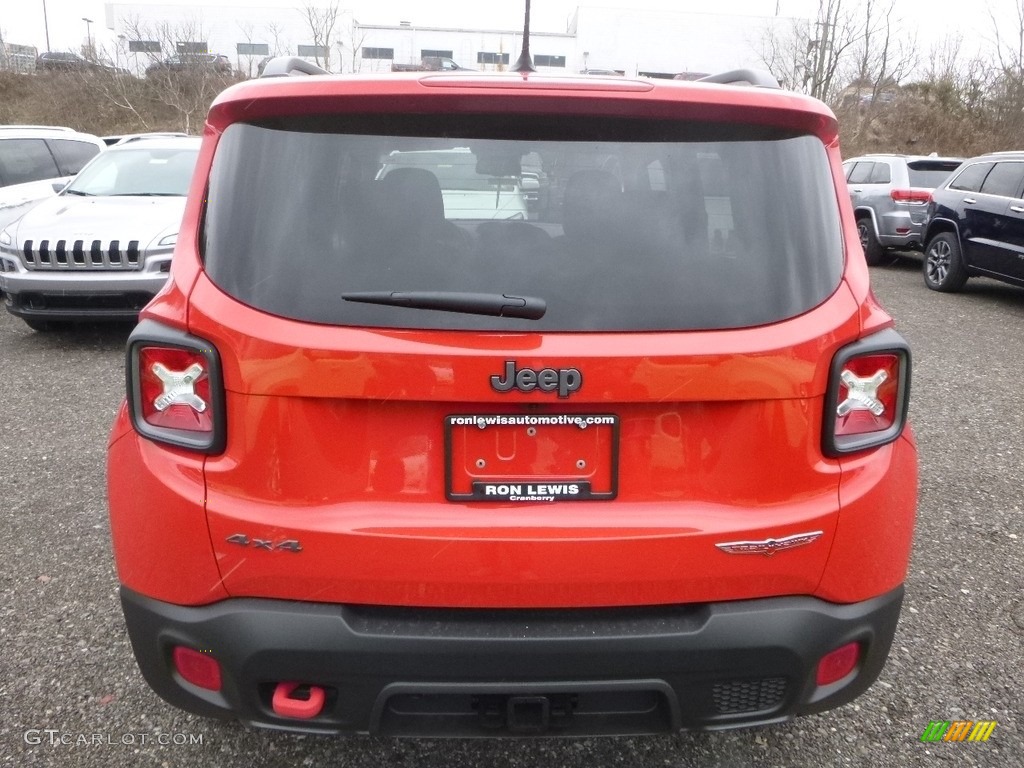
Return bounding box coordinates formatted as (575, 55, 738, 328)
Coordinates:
(201, 114, 843, 331)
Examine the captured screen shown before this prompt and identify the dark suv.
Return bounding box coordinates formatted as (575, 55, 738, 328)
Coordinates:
(843, 154, 962, 263)
(36, 51, 91, 72)
(146, 53, 232, 77)
(106, 56, 917, 737)
(921, 152, 1024, 292)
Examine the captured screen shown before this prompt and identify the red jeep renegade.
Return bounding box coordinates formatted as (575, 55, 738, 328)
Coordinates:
(106, 50, 917, 736)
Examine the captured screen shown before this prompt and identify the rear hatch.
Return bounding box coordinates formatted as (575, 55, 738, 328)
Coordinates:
(187, 82, 857, 608)
(904, 158, 963, 223)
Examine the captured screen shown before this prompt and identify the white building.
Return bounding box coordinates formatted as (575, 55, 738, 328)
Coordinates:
(102, 3, 805, 79)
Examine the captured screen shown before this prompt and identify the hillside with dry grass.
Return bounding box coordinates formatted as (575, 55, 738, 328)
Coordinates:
(0, 69, 241, 137)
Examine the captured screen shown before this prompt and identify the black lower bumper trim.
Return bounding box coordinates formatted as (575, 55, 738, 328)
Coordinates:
(119, 586, 904, 736)
(5, 291, 151, 320)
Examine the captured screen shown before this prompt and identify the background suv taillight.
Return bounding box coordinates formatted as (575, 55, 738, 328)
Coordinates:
(890, 188, 931, 204)
(823, 329, 910, 456)
(126, 320, 226, 453)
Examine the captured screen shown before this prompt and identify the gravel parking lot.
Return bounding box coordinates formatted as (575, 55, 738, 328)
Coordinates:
(1, 256, 1021, 767)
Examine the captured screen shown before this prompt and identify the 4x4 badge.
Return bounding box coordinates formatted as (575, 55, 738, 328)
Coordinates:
(715, 531, 822, 556)
(226, 533, 302, 553)
(490, 360, 582, 398)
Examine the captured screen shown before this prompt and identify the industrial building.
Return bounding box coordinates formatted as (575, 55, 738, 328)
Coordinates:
(99, 3, 805, 79)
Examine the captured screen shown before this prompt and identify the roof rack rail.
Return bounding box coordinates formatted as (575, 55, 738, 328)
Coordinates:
(696, 69, 780, 88)
(111, 132, 191, 146)
(260, 57, 329, 78)
(0, 125, 74, 132)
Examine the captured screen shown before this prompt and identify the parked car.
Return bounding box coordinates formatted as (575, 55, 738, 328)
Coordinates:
(106, 55, 916, 737)
(391, 57, 472, 72)
(146, 53, 232, 77)
(35, 51, 91, 71)
(0, 137, 200, 329)
(0, 125, 104, 230)
(842, 153, 962, 264)
(921, 151, 1024, 292)
(33, 50, 126, 75)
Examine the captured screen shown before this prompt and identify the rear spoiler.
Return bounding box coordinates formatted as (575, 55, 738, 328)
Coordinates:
(258, 56, 780, 88)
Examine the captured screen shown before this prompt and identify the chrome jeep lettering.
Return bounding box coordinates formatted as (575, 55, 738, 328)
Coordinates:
(490, 361, 583, 398)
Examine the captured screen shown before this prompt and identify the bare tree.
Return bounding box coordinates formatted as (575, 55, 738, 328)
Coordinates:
(120, 16, 237, 133)
(78, 48, 155, 132)
(991, 0, 1024, 74)
(300, 1, 341, 71)
(336, 24, 368, 73)
(759, 0, 865, 104)
(988, 0, 1024, 146)
(237, 21, 260, 78)
(849, 0, 916, 100)
(835, 0, 917, 145)
(266, 21, 289, 57)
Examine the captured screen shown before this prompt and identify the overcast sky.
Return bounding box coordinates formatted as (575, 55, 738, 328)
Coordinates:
(1, 0, 1014, 64)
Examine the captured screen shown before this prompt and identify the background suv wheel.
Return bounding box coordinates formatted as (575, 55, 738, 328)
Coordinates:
(923, 232, 969, 292)
(857, 217, 884, 265)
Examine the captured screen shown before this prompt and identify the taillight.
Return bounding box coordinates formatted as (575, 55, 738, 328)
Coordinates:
(126, 320, 225, 453)
(823, 329, 910, 456)
(890, 188, 931, 204)
(139, 347, 213, 431)
(835, 354, 900, 436)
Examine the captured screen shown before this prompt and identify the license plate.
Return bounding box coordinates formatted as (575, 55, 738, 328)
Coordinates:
(445, 414, 618, 501)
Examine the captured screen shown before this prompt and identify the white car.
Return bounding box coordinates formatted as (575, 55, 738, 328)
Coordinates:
(0, 125, 105, 230)
(0, 136, 200, 330)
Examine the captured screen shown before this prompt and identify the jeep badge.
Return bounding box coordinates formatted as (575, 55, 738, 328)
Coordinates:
(490, 360, 583, 398)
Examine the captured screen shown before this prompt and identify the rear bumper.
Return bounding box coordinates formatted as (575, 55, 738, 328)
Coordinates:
(121, 585, 904, 736)
(878, 210, 926, 249)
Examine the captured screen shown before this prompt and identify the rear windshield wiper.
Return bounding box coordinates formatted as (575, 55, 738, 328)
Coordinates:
(341, 291, 546, 319)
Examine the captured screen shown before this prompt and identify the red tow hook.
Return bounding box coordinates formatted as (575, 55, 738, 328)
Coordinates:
(271, 681, 326, 719)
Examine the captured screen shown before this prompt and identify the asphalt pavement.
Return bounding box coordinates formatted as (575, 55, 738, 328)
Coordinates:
(1, 256, 1021, 767)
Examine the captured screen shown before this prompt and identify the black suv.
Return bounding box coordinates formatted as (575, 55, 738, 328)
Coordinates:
(145, 53, 232, 77)
(36, 51, 91, 71)
(921, 151, 1024, 292)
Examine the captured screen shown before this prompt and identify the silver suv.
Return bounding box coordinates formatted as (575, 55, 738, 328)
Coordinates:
(842, 154, 962, 264)
(0, 125, 105, 230)
(0, 137, 199, 330)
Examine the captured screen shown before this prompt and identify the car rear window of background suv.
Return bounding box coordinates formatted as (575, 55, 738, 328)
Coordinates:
(202, 115, 843, 332)
(907, 160, 962, 188)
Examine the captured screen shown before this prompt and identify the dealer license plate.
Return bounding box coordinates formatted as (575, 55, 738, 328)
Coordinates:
(445, 414, 618, 501)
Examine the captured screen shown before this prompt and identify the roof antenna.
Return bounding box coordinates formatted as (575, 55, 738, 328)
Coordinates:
(512, 0, 535, 72)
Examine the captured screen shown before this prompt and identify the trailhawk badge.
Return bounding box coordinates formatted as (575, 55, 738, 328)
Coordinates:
(715, 531, 823, 556)
(490, 361, 582, 398)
